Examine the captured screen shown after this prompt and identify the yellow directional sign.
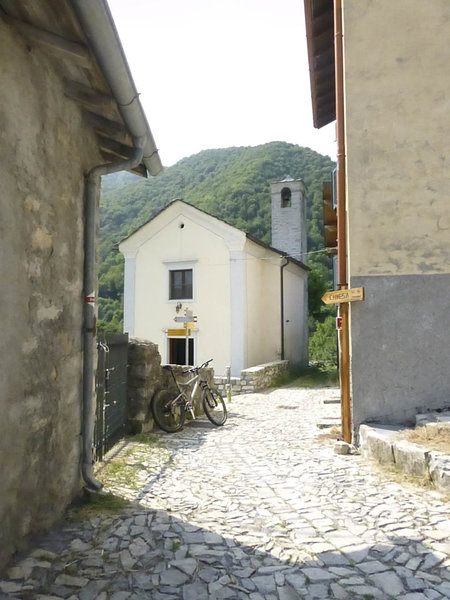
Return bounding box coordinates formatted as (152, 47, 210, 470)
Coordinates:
(321, 287, 365, 305)
(167, 328, 191, 336)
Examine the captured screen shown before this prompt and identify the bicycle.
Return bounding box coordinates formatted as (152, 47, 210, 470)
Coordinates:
(151, 359, 227, 433)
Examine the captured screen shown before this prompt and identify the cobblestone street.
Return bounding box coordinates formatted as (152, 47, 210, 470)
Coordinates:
(2, 387, 450, 599)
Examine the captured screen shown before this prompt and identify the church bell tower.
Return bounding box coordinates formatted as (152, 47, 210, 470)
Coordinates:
(271, 177, 307, 262)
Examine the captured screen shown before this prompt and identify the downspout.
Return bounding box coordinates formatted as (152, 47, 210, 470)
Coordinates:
(81, 137, 145, 491)
(334, 0, 352, 443)
(280, 257, 289, 360)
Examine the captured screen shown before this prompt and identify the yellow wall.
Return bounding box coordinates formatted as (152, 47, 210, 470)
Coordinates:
(344, 0, 450, 277)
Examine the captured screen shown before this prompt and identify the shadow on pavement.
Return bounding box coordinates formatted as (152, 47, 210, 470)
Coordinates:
(1, 501, 449, 599)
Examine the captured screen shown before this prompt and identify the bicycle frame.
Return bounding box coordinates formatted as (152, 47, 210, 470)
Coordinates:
(153, 359, 226, 432)
(169, 369, 207, 414)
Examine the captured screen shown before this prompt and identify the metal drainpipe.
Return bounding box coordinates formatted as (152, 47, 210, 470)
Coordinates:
(81, 138, 145, 491)
(280, 257, 289, 361)
(334, 0, 352, 444)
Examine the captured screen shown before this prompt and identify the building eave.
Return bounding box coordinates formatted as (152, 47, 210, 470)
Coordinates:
(245, 233, 310, 272)
(71, 0, 163, 176)
(304, 0, 336, 129)
(1, 0, 163, 177)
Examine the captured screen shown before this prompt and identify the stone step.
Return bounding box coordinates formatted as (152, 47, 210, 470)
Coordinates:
(416, 410, 450, 426)
(323, 397, 340, 405)
(317, 418, 341, 429)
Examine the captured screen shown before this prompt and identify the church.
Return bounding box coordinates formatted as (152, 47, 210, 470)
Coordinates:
(119, 178, 309, 376)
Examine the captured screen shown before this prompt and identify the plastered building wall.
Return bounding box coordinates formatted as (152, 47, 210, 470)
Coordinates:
(0, 21, 101, 566)
(245, 243, 282, 367)
(245, 245, 307, 368)
(283, 263, 308, 367)
(121, 202, 308, 377)
(343, 0, 450, 429)
(126, 205, 232, 375)
(344, 0, 450, 278)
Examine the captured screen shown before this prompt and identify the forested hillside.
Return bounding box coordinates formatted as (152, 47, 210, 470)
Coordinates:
(99, 141, 336, 359)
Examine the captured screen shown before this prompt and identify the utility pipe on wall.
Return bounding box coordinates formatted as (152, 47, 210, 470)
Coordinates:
(335, 0, 347, 289)
(71, 0, 162, 490)
(334, 0, 352, 444)
(81, 139, 145, 491)
(280, 257, 289, 360)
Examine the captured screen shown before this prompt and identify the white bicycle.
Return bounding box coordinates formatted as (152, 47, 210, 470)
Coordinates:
(151, 359, 227, 433)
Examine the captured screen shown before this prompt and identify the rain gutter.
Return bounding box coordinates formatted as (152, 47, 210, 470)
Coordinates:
(81, 140, 145, 491)
(71, 0, 163, 488)
(70, 0, 163, 177)
(280, 257, 290, 361)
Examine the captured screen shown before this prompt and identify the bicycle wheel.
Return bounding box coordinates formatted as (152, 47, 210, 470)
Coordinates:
(151, 390, 186, 433)
(202, 387, 227, 426)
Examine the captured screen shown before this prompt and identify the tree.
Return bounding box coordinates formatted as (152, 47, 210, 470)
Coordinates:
(309, 316, 337, 363)
(99, 142, 337, 356)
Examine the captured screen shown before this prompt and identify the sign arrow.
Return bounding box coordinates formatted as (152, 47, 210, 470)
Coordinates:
(321, 287, 365, 305)
(174, 315, 198, 323)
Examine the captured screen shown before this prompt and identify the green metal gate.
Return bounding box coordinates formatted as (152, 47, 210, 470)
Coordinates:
(94, 333, 129, 461)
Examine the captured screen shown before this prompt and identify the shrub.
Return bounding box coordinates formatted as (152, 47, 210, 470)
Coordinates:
(309, 315, 337, 363)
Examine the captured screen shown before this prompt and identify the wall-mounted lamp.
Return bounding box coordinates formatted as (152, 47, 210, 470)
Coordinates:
(176, 302, 182, 313)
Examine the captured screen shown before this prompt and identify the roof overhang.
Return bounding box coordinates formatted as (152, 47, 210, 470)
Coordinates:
(1, 0, 163, 177)
(304, 0, 335, 129)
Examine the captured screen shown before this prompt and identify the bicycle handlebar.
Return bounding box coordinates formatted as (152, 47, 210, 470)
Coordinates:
(181, 358, 213, 374)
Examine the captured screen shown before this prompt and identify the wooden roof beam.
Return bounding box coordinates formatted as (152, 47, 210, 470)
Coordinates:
(314, 49, 334, 71)
(64, 79, 114, 111)
(311, 28, 333, 55)
(316, 95, 335, 113)
(310, 10, 333, 37)
(4, 15, 92, 68)
(322, 181, 332, 201)
(99, 151, 146, 178)
(96, 135, 137, 160)
(83, 111, 130, 145)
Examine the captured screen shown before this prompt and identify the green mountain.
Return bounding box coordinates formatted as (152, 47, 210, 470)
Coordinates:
(98, 141, 336, 355)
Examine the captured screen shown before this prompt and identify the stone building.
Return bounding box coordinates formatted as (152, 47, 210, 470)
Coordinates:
(0, 0, 162, 567)
(304, 0, 450, 436)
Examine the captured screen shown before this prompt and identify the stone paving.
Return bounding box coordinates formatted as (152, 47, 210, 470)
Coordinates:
(2, 387, 450, 600)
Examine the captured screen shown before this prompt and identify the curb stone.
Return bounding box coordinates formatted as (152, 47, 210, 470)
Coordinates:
(359, 424, 450, 493)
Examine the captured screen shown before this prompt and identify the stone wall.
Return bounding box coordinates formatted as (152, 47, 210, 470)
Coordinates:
(127, 339, 214, 433)
(0, 19, 102, 568)
(214, 376, 247, 396)
(271, 179, 307, 263)
(127, 340, 163, 434)
(215, 360, 289, 395)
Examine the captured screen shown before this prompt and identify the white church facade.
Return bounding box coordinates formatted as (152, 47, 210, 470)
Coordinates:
(119, 179, 309, 376)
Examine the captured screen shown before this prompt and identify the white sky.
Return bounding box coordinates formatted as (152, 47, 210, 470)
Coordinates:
(108, 0, 336, 167)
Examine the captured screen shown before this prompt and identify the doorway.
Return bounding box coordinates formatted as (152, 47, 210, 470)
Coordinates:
(169, 337, 194, 366)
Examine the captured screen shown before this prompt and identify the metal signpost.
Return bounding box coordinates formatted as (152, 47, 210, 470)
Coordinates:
(174, 310, 197, 365)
